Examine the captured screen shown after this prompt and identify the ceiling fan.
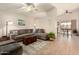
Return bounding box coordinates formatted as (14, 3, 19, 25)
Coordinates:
(22, 3, 39, 12)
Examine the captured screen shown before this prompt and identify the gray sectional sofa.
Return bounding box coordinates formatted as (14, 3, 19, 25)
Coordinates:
(10, 29, 49, 42)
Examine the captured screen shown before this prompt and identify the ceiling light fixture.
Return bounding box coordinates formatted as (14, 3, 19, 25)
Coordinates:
(21, 3, 39, 12)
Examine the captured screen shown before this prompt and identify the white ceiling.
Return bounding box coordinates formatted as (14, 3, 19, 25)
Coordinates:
(0, 3, 24, 11)
(37, 3, 55, 12)
(0, 3, 55, 13)
(52, 3, 79, 15)
(0, 3, 79, 16)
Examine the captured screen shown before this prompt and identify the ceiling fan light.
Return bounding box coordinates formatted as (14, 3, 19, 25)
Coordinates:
(27, 8, 31, 11)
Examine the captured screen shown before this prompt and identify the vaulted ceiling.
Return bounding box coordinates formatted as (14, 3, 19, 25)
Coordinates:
(0, 3, 23, 11)
(0, 3, 79, 16)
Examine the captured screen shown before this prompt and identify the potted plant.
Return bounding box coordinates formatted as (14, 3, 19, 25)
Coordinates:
(48, 32, 55, 41)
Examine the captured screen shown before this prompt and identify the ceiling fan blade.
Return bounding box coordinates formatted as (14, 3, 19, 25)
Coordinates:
(25, 3, 35, 7)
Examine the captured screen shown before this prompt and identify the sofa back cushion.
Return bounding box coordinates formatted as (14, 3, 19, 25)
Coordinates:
(10, 29, 33, 35)
(10, 30, 18, 35)
(26, 29, 33, 33)
(10, 29, 33, 40)
(18, 29, 26, 35)
(35, 29, 45, 33)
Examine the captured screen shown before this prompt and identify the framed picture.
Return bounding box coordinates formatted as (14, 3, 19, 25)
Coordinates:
(18, 19, 25, 26)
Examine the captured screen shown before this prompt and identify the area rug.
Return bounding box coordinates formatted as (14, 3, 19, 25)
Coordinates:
(19, 39, 50, 55)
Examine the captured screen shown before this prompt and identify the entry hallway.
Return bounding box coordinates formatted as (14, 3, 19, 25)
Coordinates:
(34, 35, 79, 55)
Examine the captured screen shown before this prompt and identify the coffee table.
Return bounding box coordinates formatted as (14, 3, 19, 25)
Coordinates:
(23, 35, 37, 45)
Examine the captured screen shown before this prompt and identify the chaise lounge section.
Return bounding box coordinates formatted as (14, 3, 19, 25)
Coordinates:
(35, 29, 49, 40)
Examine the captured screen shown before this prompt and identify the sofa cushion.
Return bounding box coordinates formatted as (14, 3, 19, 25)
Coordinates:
(15, 33, 34, 39)
(18, 30, 25, 35)
(10, 30, 18, 35)
(36, 33, 47, 37)
(35, 33, 49, 40)
(35, 29, 45, 33)
(18, 29, 33, 35)
(27, 29, 33, 33)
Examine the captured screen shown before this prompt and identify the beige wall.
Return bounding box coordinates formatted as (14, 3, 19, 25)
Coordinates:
(47, 8, 57, 34)
(0, 11, 28, 36)
(0, 7, 57, 37)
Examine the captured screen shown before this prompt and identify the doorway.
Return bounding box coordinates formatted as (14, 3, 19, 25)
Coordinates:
(57, 20, 77, 36)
